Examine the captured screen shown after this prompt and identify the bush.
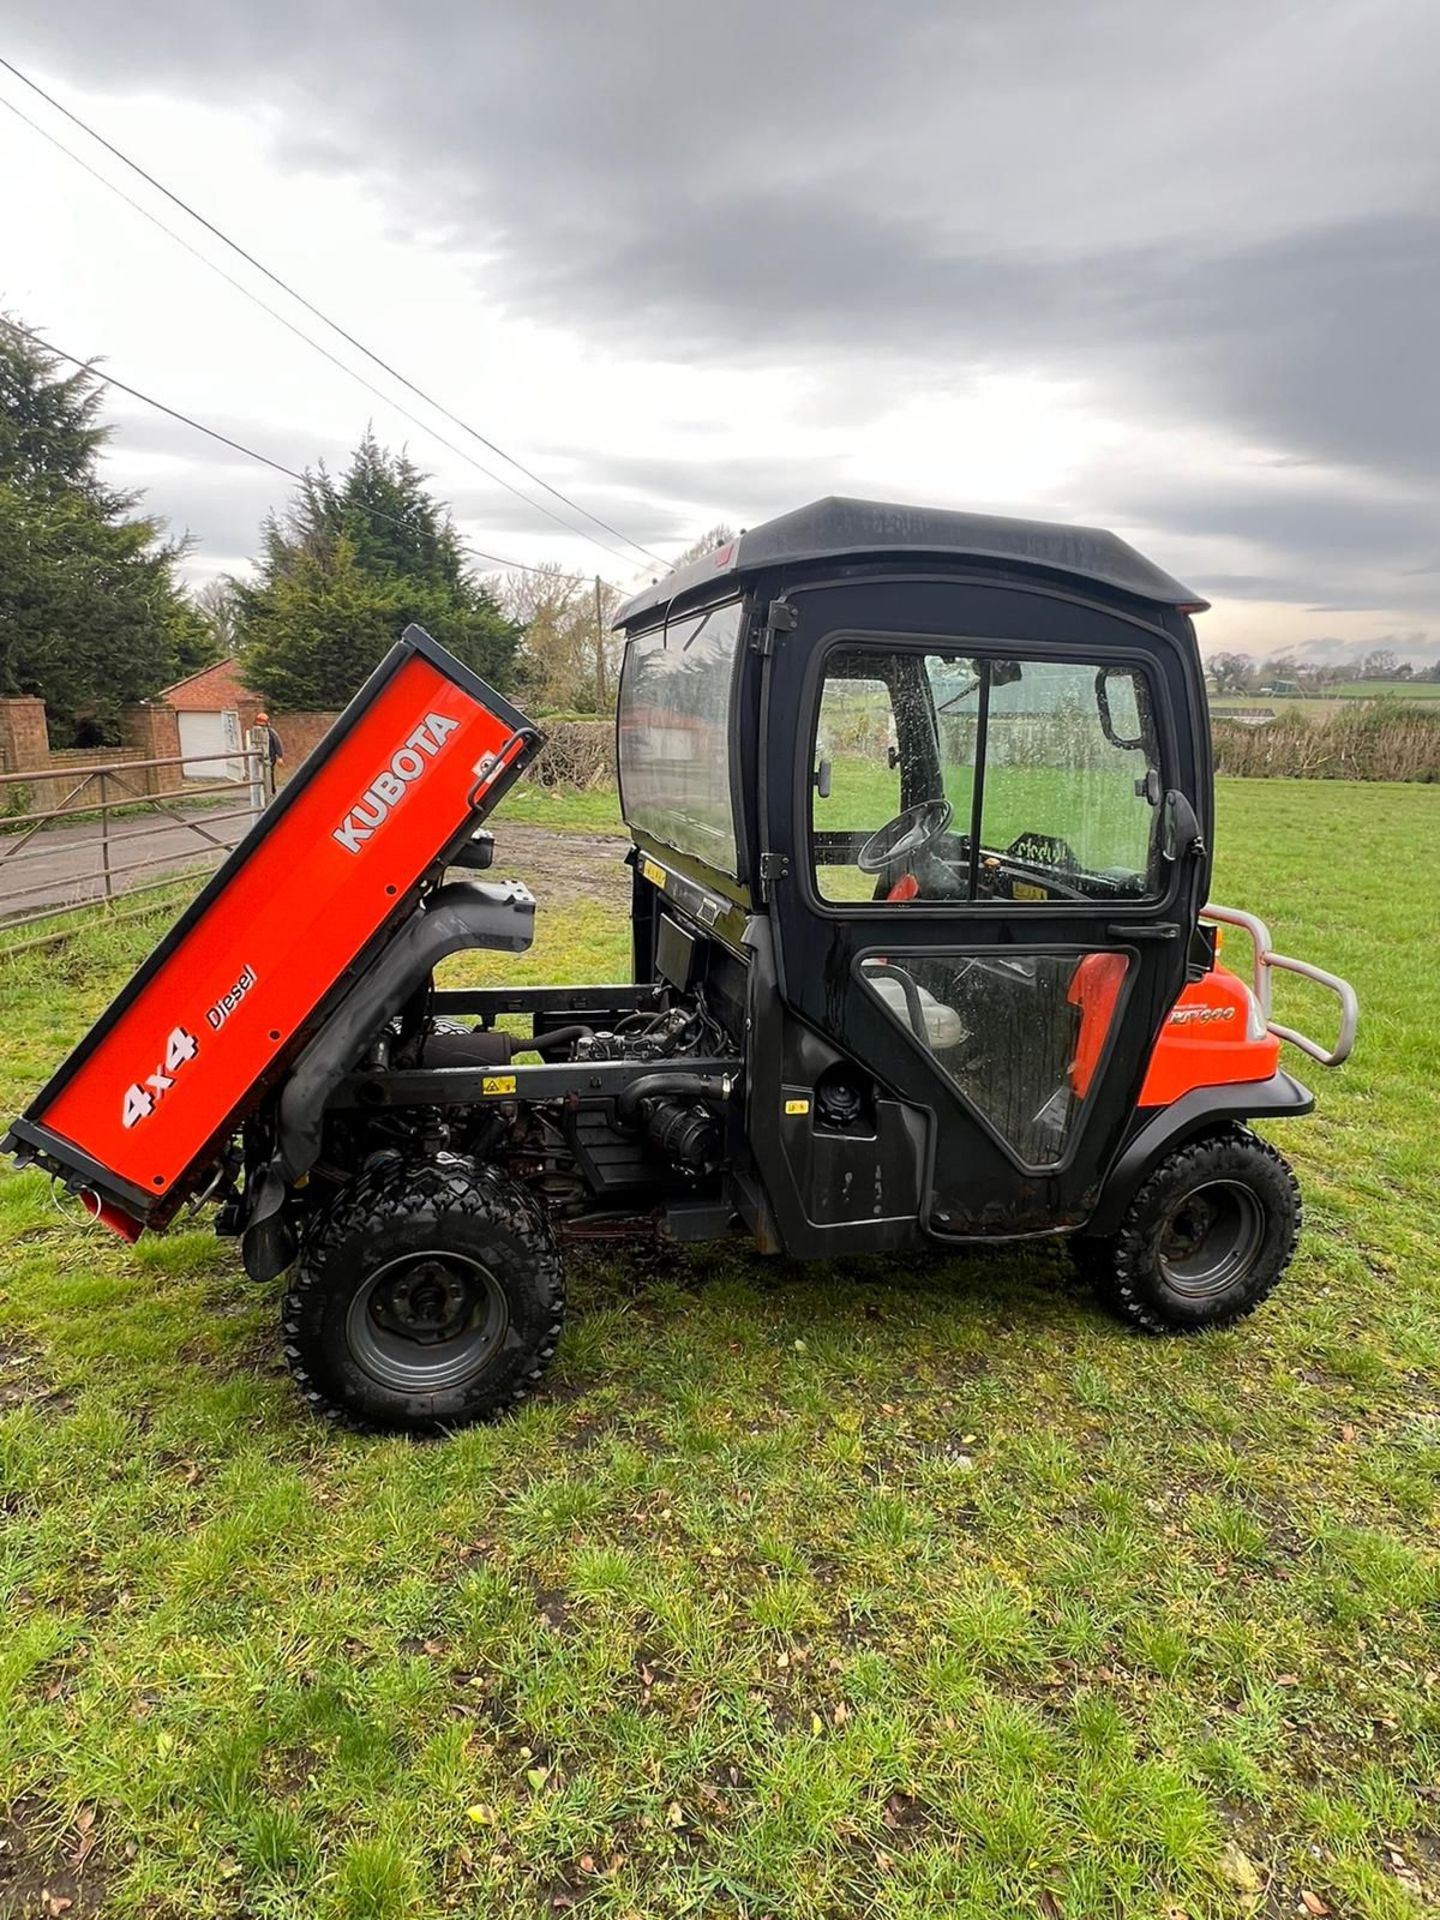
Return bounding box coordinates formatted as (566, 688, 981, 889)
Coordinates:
(530, 719, 613, 789)
(1212, 702, 1440, 782)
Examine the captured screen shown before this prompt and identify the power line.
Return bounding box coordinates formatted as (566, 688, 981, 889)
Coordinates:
(1, 318, 591, 584)
(0, 67, 653, 574)
(0, 88, 646, 573)
(0, 54, 668, 571)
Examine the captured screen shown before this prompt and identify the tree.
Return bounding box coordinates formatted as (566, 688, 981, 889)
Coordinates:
(237, 432, 521, 709)
(1208, 651, 1254, 695)
(1262, 654, 1302, 689)
(0, 318, 215, 739)
(1359, 647, 1400, 681)
(673, 523, 737, 570)
(192, 577, 241, 653)
(503, 563, 623, 713)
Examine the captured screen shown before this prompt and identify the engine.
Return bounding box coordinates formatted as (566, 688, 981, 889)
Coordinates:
(561, 1002, 729, 1176)
(316, 989, 735, 1228)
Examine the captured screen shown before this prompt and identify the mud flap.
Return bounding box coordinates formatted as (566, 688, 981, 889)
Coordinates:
(242, 1168, 296, 1283)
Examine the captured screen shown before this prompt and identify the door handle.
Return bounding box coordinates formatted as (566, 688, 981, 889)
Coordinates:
(1106, 923, 1179, 942)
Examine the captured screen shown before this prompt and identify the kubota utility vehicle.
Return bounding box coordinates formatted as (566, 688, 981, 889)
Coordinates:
(7, 500, 1358, 1432)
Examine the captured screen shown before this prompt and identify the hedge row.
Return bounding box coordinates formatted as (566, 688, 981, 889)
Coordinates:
(1212, 703, 1440, 782)
(529, 720, 614, 789)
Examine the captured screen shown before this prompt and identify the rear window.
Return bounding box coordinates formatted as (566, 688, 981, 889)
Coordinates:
(617, 600, 744, 875)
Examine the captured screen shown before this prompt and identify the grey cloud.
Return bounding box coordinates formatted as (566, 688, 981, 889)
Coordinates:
(130, 465, 278, 564)
(1109, 485, 1436, 563)
(491, 204, 1440, 486)
(10, 0, 1440, 630)
(445, 482, 689, 549)
(103, 406, 353, 474)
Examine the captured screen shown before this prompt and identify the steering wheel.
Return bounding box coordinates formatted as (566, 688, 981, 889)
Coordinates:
(857, 797, 954, 874)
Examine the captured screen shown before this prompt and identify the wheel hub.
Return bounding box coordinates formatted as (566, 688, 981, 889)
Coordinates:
(1157, 1178, 1264, 1300)
(346, 1249, 509, 1393)
(370, 1261, 473, 1344)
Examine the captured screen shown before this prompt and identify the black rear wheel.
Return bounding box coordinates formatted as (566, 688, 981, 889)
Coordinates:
(1081, 1127, 1300, 1334)
(282, 1159, 564, 1433)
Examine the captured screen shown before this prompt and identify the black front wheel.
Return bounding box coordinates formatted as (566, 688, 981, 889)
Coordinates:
(1079, 1127, 1301, 1334)
(282, 1159, 564, 1433)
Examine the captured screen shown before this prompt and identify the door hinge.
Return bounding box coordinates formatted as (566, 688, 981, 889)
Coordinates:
(757, 851, 790, 898)
(753, 597, 798, 654)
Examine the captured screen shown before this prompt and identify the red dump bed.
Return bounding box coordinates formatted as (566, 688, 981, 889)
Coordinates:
(6, 626, 537, 1234)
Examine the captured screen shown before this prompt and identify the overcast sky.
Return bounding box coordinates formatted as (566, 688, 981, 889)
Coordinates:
(3, 1, 1437, 661)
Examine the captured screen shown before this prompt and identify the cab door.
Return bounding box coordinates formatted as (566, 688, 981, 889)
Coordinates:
(762, 575, 1207, 1237)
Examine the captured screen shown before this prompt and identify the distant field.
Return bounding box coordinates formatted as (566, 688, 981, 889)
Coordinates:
(1209, 683, 1440, 716)
(1331, 680, 1440, 699)
(1208, 695, 1338, 720)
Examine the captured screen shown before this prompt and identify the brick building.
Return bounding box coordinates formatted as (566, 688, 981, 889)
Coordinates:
(157, 662, 337, 783)
(158, 659, 263, 781)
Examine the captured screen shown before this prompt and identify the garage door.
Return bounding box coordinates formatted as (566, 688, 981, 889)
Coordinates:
(178, 709, 243, 781)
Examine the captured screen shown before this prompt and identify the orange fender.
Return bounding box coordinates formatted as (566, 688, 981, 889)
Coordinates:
(1140, 964, 1278, 1106)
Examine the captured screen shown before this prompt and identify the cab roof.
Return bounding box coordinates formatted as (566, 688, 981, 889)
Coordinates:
(614, 495, 1207, 628)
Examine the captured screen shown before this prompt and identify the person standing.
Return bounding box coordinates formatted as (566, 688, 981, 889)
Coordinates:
(255, 711, 284, 776)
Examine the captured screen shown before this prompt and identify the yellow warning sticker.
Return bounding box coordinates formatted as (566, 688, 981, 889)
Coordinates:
(640, 857, 667, 888)
(1012, 881, 1048, 901)
(784, 1098, 811, 1116)
(482, 1074, 517, 1096)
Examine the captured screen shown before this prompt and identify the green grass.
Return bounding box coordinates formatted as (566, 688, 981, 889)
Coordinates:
(1208, 684, 1440, 715)
(1208, 694, 1342, 720)
(1331, 681, 1440, 700)
(1, 781, 1438, 1918)
(491, 782, 627, 833)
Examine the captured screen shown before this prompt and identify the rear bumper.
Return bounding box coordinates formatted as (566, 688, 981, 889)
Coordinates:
(1087, 1068, 1314, 1236)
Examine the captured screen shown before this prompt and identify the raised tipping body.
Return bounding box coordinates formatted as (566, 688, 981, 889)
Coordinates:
(5, 626, 539, 1231)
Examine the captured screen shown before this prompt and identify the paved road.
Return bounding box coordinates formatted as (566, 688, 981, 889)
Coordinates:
(0, 805, 254, 921)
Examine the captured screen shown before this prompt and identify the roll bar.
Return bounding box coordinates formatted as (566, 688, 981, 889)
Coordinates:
(1202, 904, 1358, 1068)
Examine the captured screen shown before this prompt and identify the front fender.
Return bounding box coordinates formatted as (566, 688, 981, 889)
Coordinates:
(239, 880, 533, 1284)
(1086, 1069, 1314, 1236)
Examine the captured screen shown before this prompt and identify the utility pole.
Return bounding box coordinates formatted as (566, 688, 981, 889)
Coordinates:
(593, 574, 607, 713)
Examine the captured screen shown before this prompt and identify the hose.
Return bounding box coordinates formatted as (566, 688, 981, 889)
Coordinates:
(531, 1023, 594, 1060)
(615, 1070, 736, 1127)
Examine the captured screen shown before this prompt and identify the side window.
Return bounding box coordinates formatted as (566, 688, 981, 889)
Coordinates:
(808, 646, 1162, 906)
(617, 601, 744, 875)
(811, 651, 981, 904)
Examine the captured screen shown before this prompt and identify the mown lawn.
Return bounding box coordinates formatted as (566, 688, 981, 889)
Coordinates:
(1, 780, 1437, 1920)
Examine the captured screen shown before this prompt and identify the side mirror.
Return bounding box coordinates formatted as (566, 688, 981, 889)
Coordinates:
(813, 758, 833, 800)
(1095, 667, 1147, 751)
(1160, 790, 1205, 861)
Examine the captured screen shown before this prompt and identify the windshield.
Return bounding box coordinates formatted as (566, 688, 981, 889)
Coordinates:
(616, 600, 745, 876)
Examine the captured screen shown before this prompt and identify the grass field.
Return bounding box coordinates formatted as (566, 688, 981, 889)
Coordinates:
(1207, 686, 1440, 719)
(1207, 697, 1341, 721)
(492, 784, 629, 834)
(1331, 683, 1440, 701)
(1, 780, 1437, 1919)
